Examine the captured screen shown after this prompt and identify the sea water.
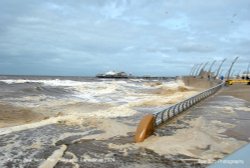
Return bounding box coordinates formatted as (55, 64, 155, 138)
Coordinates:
(0, 76, 197, 118)
(0, 75, 203, 167)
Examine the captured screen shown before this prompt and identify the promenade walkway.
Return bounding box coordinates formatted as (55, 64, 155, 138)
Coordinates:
(149, 84, 250, 167)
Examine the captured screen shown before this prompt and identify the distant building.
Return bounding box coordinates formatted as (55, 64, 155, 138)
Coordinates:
(240, 72, 250, 79)
(96, 71, 129, 78)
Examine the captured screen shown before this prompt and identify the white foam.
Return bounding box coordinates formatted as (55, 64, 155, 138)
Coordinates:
(137, 117, 247, 160)
(71, 118, 135, 141)
(0, 104, 136, 135)
(0, 117, 59, 135)
(39, 145, 67, 168)
(235, 107, 250, 112)
(1, 79, 198, 122)
(0, 79, 84, 86)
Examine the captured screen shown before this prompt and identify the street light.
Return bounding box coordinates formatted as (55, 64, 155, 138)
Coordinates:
(215, 58, 226, 78)
(208, 60, 216, 75)
(189, 64, 197, 76)
(226, 57, 239, 80)
(195, 63, 203, 76)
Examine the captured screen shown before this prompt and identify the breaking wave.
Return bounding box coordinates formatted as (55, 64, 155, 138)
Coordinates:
(0, 77, 198, 129)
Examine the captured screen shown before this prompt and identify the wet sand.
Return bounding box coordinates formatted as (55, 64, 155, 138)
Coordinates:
(0, 103, 46, 128)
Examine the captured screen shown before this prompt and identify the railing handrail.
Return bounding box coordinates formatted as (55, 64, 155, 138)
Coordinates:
(153, 81, 225, 126)
(153, 82, 224, 115)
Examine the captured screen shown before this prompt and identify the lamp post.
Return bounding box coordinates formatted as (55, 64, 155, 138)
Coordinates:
(189, 64, 196, 76)
(247, 63, 250, 77)
(226, 57, 239, 80)
(236, 70, 241, 79)
(195, 63, 203, 76)
(231, 70, 236, 78)
(219, 69, 224, 77)
(215, 58, 226, 78)
(208, 60, 216, 75)
(198, 62, 209, 76)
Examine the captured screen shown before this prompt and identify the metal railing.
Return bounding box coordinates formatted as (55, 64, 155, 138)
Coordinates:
(153, 82, 225, 126)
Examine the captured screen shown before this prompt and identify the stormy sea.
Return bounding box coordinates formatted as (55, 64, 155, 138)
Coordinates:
(2, 75, 245, 168)
(0, 75, 197, 128)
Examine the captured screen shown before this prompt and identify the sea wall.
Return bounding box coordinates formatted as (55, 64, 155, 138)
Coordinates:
(181, 76, 221, 89)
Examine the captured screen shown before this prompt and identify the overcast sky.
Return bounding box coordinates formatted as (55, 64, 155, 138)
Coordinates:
(0, 0, 250, 76)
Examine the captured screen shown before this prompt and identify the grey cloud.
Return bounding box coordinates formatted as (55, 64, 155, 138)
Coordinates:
(177, 43, 215, 53)
(0, 0, 250, 76)
(146, 47, 173, 53)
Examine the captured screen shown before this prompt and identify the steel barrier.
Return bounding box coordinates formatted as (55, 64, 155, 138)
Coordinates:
(135, 81, 225, 142)
(153, 82, 224, 126)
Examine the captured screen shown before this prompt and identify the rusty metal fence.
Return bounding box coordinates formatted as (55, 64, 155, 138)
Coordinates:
(153, 82, 225, 126)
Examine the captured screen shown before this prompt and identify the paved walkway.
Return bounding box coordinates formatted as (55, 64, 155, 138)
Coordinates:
(153, 84, 250, 167)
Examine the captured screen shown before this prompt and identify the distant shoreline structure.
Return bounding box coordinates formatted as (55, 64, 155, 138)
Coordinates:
(0, 74, 176, 80)
(95, 71, 176, 80)
(96, 71, 129, 78)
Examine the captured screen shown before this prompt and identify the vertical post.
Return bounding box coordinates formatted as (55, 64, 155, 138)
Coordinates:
(237, 70, 241, 78)
(247, 63, 250, 77)
(208, 60, 216, 75)
(193, 64, 199, 76)
(219, 69, 224, 77)
(215, 58, 226, 78)
(231, 70, 236, 78)
(195, 64, 202, 76)
(227, 57, 239, 80)
(189, 64, 196, 76)
(192, 64, 200, 76)
(199, 62, 209, 76)
(195, 63, 203, 76)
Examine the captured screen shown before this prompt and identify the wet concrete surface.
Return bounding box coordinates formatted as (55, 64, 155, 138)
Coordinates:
(155, 95, 250, 146)
(0, 121, 204, 168)
(55, 135, 205, 168)
(156, 85, 250, 142)
(0, 123, 98, 167)
(153, 85, 250, 166)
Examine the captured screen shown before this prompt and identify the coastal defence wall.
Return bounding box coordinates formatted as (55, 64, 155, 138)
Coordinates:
(181, 76, 221, 89)
(135, 76, 224, 143)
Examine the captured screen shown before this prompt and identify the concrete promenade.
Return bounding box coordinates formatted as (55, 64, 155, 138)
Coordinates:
(153, 83, 250, 167)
